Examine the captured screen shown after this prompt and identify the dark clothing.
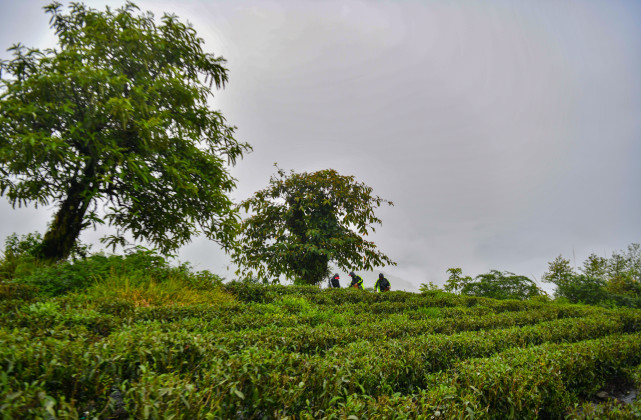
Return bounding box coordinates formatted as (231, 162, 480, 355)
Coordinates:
(330, 274, 341, 288)
(375, 276, 391, 292)
(349, 274, 364, 289)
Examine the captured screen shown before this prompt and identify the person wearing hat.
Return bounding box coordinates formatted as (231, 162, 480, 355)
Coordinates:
(330, 273, 341, 288)
(375, 273, 391, 292)
(348, 271, 364, 290)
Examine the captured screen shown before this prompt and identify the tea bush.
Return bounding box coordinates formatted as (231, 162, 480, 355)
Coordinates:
(1, 258, 640, 418)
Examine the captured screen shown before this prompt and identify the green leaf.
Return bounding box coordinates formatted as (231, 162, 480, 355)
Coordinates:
(232, 388, 245, 400)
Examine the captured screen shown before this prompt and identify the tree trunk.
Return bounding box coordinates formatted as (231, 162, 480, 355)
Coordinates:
(39, 154, 99, 261)
(39, 181, 92, 261)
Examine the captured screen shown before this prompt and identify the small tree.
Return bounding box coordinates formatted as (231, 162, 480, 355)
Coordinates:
(543, 245, 641, 306)
(623, 243, 641, 280)
(232, 168, 396, 285)
(542, 255, 576, 297)
(555, 274, 608, 304)
(580, 253, 607, 280)
(606, 245, 641, 295)
(0, 2, 249, 261)
(443, 267, 472, 294)
(607, 252, 629, 281)
(419, 281, 442, 293)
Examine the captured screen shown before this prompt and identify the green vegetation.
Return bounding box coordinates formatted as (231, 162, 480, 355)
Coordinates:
(438, 244, 640, 307)
(444, 268, 544, 300)
(232, 167, 395, 285)
(543, 244, 641, 308)
(1, 243, 640, 418)
(1, 2, 640, 418)
(0, 2, 249, 261)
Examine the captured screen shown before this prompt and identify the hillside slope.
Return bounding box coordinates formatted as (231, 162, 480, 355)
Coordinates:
(1, 258, 640, 418)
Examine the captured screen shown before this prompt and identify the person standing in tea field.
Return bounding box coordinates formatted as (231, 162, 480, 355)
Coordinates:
(375, 273, 391, 292)
(348, 272, 364, 289)
(329, 273, 341, 288)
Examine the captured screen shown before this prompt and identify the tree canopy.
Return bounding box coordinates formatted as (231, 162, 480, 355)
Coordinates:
(444, 268, 544, 300)
(0, 2, 250, 260)
(542, 244, 641, 306)
(232, 168, 395, 285)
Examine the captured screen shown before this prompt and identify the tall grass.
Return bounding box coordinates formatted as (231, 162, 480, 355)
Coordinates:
(88, 273, 235, 307)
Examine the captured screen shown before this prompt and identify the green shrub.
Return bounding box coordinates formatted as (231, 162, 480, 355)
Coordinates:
(0, 283, 39, 301)
(11, 250, 179, 297)
(95, 297, 136, 318)
(222, 281, 272, 303)
(556, 274, 609, 304)
(312, 333, 641, 419)
(15, 262, 99, 297)
(0, 232, 45, 281)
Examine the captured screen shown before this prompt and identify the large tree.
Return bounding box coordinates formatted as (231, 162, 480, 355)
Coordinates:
(0, 2, 250, 260)
(232, 168, 396, 285)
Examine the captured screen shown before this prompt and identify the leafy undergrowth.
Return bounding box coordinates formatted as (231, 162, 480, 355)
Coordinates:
(1, 254, 640, 419)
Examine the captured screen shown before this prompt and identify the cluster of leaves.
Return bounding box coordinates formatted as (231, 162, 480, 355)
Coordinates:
(543, 243, 641, 307)
(2, 264, 641, 418)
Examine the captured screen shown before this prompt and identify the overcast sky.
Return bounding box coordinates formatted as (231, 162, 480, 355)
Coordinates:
(1, 0, 640, 291)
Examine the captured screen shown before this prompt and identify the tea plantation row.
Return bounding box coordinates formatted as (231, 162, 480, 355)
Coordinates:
(1, 275, 640, 418)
